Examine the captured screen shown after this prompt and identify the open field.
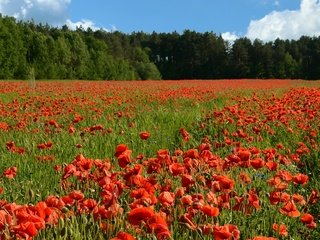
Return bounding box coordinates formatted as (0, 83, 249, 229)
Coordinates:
(0, 80, 319, 239)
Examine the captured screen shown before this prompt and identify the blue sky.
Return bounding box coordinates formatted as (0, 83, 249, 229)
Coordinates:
(1, 0, 319, 41)
(68, 0, 299, 34)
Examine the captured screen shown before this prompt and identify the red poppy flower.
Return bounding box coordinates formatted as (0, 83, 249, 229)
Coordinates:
(69, 190, 84, 201)
(37, 143, 47, 149)
(148, 214, 171, 239)
(199, 142, 211, 151)
(184, 149, 199, 159)
(248, 190, 260, 209)
(308, 190, 319, 204)
(292, 173, 308, 185)
(213, 224, 240, 240)
(201, 205, 219, 217)
(6, 141, 25, 154)
(139, 131, 150, 140)
(301, 213, 317, 229)
(227, 153, 241, 164)
(0, 209, 13, 229)
(130, 188, 150, 200)
(61, 195, 75, 206)
(93, 205, 113, 220)
(75, 155, 92, 171)
(292, 194, 306, 206)
(3, 166, 17, 179)
(157, 149, 170, 164)
(179, 128, 190, 142)
(118, 150, 132, 168)
(251, 158, 265, 169)
(115, 144, 129, 158)
(45, 207, 61, 225)
(158, 191, 175, 207)
(267, 177, 288, 191)
(111, 232, 136, 240)
(45, 141, 53, 148)
(237, 149, 251, 162)
(213, 175, 235, 192)
(13, 221, 38, 237)
(272, 223, 288, 236)
(82, 199, 97, 211)
(239, 172, 251, 184)
(127, 207, 155, 226)
(175, 187, 185, 198)
(181, 174, 195, 188)
(68, 125, 75, 134)
(169, 163, 185, 176)
(45, 195, 65, 209)
(301, 213, 314, 224)
(174, 149, 183, 156)
(62, 164, 77, 179)
(276, 170, 292, 182)
(265, 161, 278, 171)
(180, 195, 193, 206)
(0, 122, 8, 131)
(89, 124, 104, 132)
(279, 200, 300, 217)
(48, 119, 59, 128)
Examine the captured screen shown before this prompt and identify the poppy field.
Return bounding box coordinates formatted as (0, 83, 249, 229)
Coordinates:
(0, 80, 319, 240)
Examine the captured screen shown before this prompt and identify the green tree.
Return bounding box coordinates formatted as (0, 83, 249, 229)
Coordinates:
(272, 39, 287, 78)
(86, 35, 110, 79)
(229, 38, 251, 78)
(201, 34, 228, 79)
(0, 16, 27, 79)
(55, 35, 72, 79)
(283, 52, 298, 78)
(131, 47, 161, 80)
(67, 32, 90, 79)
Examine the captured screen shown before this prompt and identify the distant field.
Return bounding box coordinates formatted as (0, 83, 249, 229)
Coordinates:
(0, 80, 319, 239)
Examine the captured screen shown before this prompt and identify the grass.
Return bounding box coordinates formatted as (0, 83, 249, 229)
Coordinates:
(0, 80, 319, 240)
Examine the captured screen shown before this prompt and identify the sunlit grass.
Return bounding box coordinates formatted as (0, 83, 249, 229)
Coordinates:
(0, 80, 319, 239)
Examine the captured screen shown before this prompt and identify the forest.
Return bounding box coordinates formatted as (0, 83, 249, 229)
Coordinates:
(1, 14, 320, 80)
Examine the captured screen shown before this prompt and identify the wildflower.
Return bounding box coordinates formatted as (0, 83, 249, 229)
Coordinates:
(179, 128, 190, 142)
(158, 191, 175, 207)
(127, 207, 155, 226)
(3, 166, 17, 179)
(111, 232, 136, 240)
(139, 131, 150, 140)
(69, 190, 84, 201)
(279, 200, 300, 217)
(200, 205, 219, 217)
(213, 224, 240, 240)
(301, 213, 317, 229)
(272, 223, 288, 236)
(292, 173, 308, 185)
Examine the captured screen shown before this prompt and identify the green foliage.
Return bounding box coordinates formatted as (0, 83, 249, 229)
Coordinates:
(136, 62, 162, 80)
(0, 16, 161, 80)
(1, 15, 320, 80)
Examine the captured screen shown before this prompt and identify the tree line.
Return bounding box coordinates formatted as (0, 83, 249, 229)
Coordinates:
(1, 15, 320, 80)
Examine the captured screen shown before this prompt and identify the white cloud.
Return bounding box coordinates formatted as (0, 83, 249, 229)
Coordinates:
(66, 19, 112, 32)
(246, 0, 320, 41)
(0, 0, 111, 31)
(0, 0, 70, 25)
(221, 32, 239, 42)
